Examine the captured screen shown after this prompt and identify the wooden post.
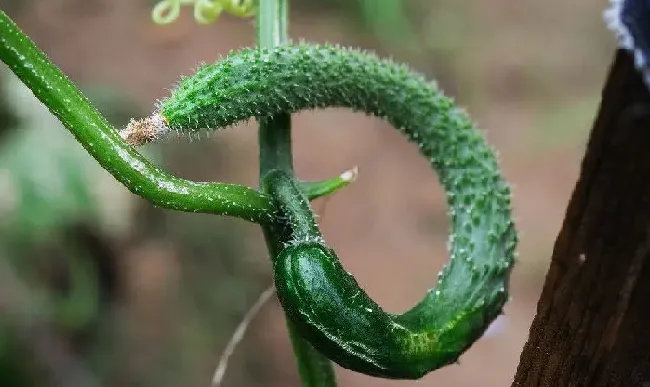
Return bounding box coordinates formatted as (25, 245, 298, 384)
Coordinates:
(511, 50, 650, 387)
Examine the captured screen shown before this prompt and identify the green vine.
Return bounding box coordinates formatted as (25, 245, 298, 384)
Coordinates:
(0, 13, 275, 224)
(0, 2, 518, 386)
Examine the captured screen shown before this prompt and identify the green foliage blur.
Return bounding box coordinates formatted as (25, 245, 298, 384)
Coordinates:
(0, 66, 138, 385)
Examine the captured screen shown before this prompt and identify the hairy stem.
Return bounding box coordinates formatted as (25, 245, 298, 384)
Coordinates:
(255, 1, 337, 386)
(0, 10, 275, 224)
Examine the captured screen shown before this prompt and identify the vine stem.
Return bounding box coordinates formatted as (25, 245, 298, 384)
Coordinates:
(0, 10, 275, 225)
(255, 1, 337, 386)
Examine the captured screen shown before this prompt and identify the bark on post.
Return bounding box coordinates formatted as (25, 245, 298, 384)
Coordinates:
(511, 50, 650, 387)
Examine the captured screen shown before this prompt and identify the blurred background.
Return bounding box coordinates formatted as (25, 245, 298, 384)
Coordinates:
(0, 0, 616, 386)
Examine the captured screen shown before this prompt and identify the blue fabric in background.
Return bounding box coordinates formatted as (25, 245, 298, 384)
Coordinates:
(606, 0, 650, 87)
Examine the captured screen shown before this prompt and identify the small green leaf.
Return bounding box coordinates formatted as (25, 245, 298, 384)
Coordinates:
(300, 166, 358, 201)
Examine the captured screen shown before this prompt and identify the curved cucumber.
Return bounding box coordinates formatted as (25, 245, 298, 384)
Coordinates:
(262, 169, 514, 379)
(156, 44, 518, 379)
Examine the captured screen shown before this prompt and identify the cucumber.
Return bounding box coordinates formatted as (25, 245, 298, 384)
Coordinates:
(263, 169, 515, 379)
(154, 43, 518, 379)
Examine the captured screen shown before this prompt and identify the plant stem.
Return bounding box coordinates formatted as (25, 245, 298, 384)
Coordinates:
(257, 0, 292, 174)
(259, 114, 293, 174)
(0, 10, 275, 225)
(255, 1, 337, 386)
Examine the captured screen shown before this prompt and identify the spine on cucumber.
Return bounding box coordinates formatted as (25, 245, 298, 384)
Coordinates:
(151, 44, 518, 379)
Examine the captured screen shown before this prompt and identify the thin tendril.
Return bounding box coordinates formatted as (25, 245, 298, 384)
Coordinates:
(152, 0, 255, 25)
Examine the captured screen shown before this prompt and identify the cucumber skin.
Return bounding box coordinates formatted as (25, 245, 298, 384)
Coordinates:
(263, 166, 513, 380)
(162, 45, 518, 379)
(275, 242, 452, 379)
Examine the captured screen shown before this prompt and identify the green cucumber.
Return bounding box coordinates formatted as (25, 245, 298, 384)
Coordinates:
(263, 169, 514, 379)
(153, 44, 518, 379)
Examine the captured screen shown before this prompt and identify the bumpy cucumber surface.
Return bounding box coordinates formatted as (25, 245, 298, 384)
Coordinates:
(262, 168, 514, 379)
(158, 44, 518, 379)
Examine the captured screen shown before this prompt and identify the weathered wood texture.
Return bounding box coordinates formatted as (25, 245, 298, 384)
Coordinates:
(511, 50, 650, 387)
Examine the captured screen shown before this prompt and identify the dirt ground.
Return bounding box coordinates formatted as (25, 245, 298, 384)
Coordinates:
(6, 0, 618, 386)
